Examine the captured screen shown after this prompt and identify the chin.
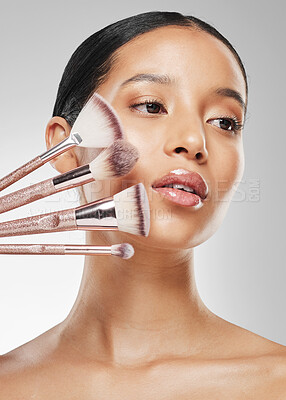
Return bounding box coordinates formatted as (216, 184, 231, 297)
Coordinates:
(143, 195, 233, 250)
(107, 208, 220, 252)
(145, 215, 214, 250)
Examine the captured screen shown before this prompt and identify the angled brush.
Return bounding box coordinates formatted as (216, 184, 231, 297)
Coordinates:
(0, 93, 123, 192)
(0, 183, 150, 238)
(0, 140, 139, 214)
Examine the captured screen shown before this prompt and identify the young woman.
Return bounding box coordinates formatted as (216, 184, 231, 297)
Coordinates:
(1, 11, 285, 399)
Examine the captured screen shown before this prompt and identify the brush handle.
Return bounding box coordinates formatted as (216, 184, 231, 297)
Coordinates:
(0, 178, 56, 214)
(0, 156, 43, 192)
(0, 209, 76, 237)
(0, 244, 114, 255)
(0, 244, 64, 255)
(0, 135, 81, 193)
(0, 165, 94, 215)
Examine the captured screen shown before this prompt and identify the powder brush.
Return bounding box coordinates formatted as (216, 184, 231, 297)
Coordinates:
(0, 140, 139, 214)
(0, 243, 134, 259)
(0, 183, 150, 238)
(0, 92, 123, 192)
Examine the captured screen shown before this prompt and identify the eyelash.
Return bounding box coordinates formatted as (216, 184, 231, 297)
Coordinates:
(129, 99, 244, 134)
(129, 99, 167, 115)
(208, 115, 244, 134)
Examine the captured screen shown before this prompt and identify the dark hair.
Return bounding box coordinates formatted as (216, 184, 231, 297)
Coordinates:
(52, 11, 248, 126)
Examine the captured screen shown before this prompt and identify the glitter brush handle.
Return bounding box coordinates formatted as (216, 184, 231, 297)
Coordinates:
(0, 165, 94, 215)
(0, 209, 77, 237)
(0, 178, 56, 214)
(0, 156, 43, 192)
(0, 244, 116, 255)
(0, 135, 80, 193)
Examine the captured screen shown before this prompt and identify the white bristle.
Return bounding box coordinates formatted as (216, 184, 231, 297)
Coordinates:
(89, 140, 139, 180)
(113, 183, 150, 237)
(71, 92, 123, 148)
(111, 243, 135, 259)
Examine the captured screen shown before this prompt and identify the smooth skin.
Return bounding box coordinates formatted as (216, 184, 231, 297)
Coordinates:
(1, 26, 286, 399)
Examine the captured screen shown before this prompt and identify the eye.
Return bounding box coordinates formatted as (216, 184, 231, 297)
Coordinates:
(129, 99, 167, 114)
(207, 117, 243, 134)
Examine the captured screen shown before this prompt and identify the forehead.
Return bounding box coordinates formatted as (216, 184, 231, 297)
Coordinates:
(107, 26, 246, 100)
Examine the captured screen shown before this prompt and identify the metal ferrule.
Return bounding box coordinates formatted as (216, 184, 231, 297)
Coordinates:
(64, 245, 112, 255)
(75, 197, 118, 230)
(39, 132, 82, 162)
(53, 164, 93, 190)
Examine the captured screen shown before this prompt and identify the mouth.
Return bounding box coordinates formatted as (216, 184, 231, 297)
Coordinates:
(151, 169, 208, 208)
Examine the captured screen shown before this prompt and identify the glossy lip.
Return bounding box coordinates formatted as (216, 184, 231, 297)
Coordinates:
(151, 168, 208, 200)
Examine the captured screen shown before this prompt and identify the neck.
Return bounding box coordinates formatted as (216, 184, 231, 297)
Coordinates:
(61, 231, 215, 366)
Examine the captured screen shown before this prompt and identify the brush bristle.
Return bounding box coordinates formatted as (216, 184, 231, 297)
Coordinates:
(113, 183, 150, 237)
(111, 243, 134, 259)
(89, 140, 139, 180)
(71, 92, 123, 148)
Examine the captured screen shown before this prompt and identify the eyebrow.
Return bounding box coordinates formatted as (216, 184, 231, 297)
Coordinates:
(215, 87, 246, 113)
(120, 73, 174, 87)
(120, 73, 246, 112)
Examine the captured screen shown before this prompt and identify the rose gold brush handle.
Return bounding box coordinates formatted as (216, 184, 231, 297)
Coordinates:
(0, 209, 77, 237)
(0, 243, 134, 259)
(0, 156, 43, 192)
(0, 244, 64, 254)
(0, 134, 81, 193)
(0, 244, 114, 255)
(0, 178, 56, 214)
(0, 165, 94, 214)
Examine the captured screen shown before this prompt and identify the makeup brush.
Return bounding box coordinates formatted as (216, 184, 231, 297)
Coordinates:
(0, 92, 123, 192)
(0, 183, 150, 238)
(0, 140, 139, 214)
(0, 243, 134, 259)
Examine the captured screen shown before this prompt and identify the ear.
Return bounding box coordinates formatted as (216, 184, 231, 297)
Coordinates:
(45, 116, 79, 173)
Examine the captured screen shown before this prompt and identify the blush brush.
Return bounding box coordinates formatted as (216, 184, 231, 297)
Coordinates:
(0, 183, 150, 238)
(0, 140, 139, 214)
(0, 243, 134, 259)
(0, 92, 123, 192)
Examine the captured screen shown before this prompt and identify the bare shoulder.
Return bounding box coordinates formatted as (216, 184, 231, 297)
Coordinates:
(250, 346, 286, 398)
(212, 313, 286, 357)
(0, 324, 64, 399)
(0, 348, 39, 399)
(0, 324, 100, 400)
(212, 315, 286, 395)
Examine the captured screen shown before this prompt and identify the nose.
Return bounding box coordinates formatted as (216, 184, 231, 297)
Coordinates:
(163, 117, 208, 163)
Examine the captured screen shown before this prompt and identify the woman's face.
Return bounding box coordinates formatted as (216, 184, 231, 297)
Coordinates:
(85, 26, 246, 250)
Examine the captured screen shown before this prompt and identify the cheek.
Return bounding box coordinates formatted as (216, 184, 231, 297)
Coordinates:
(207, 141, 244, 244)
(83, 158, 149, 204)
(210, 138, 245, 205)
(118, 112, 165, 154)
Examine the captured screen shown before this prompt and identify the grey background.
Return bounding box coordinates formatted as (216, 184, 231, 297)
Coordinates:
(0, 0, 285, 354)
